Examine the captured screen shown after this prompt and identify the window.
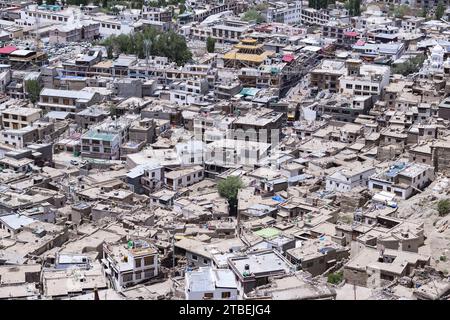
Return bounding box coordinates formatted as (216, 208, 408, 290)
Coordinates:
(135, 272, 142, 280)
(222, 292, 231, 299)
(203, 258, 208, 264)
(144, 269, 154, 278)
(144, 256, 154, 266)
(192, 254, 198, 261)
(204, 293, 214, 299)
(135, 258, 142, 268)
(122, 273, 133, 282)
(372, 184, 383, 190)
(346, 84, 352, 89)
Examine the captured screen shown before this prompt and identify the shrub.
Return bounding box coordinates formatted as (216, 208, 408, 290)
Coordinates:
(437, 199, 450, 217)
(327, 271, 344, 285)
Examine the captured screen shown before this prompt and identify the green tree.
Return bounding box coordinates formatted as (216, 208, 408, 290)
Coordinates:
(309, 0, 335, 9)
(327, 271, 344, 285)
(25, 80, 42, 104)
(179, 3, 186, 14)
(106, 45, 113, 59)
(101, 26, 192, 65)
(435, 1, 445, 20)
(353, 0, 361, 16)
(206, 36, 215, 53)
(420, 8, 427, 18)
(218, 176, 243, 215)
(392, 53, 425, 76)
(437, 199, 450, 217)
(254, 3, 269, 11)
(345, 0, 361, 16)
(394, 4, 410, 18)
(242, 9, 265, 23)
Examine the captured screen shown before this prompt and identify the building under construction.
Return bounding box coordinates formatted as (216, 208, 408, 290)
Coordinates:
(235, 50, 320, 98)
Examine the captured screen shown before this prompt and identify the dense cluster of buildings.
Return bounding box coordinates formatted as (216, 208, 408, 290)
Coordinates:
(0, 0, 450, 301)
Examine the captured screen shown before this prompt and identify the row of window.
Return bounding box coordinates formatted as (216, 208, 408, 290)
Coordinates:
(82, 145, 112, 153)
(101, 23, 121, 30)
(82, 139, 111, 146)
(203, 292, 231, 299)
(121, 268, 154, 282)
(167, 171, 203, 185)
(42, 96, 73, 105)
(191, 254, 209, 265)
(345, 83, 378, 92)
(2, 114, 28, 121)
(135, 256, 155, 268)
(26, 12, 68, 22)
(3, 122, 28, 129)
(2, 133, 22, 140)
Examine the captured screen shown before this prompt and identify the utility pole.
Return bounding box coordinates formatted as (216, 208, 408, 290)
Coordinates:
(172, 233, 175, 270)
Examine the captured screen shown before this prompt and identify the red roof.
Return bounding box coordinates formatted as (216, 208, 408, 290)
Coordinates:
(344, 31, 359, 37)
(282, 54, 295, 63)
(0, 46, 17, 55)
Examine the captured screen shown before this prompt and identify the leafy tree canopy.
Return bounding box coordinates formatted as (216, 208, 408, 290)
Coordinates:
(242, 9, 265, 23)
(218, 176, 244, 209)
(101, 26, 192, 66)
(25, 80, 42, 104)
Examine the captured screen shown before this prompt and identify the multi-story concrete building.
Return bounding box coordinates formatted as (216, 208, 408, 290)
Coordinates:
(141, 6, 172, 22)
(164, 165, 204, 191)
(309, 60, 347, 93)
(326, 166, 376, 192)
(80, 117, 132, 160)
(266, 1, 302, 25)
(102, 240, 159, 290)
(38, 88, 100, 113)
(185, 267, 238, 300)
(48, 20, 100, 44)
(1, 107, 41, 129)
(368, 162, 435, 199)
(15, 4, 75, 26)
(339, 59, 390, 98)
